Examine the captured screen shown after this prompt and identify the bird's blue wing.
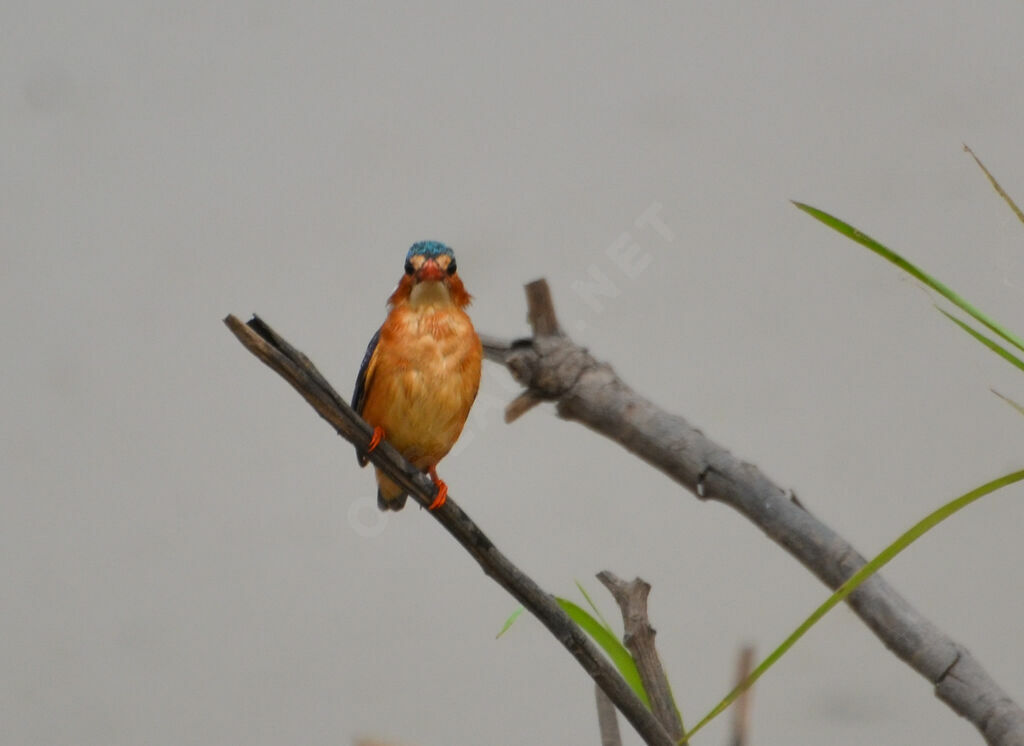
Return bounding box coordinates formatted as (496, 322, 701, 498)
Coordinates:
(352, 328, 381, 466)
(352, 327, 381, 415)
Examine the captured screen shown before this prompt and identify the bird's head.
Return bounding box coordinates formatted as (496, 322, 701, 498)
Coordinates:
(390, 241, 472, 308)
(405, 241, 456, 283)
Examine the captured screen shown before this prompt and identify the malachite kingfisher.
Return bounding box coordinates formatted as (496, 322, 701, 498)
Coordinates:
(352, 241, 482, 511)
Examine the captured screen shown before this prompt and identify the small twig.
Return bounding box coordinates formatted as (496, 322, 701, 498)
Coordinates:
(595, 684, 623, 746)
(504, 391, 544, 423)
(597, 572, 685, 744)
(525, 278, 562, 336)
(729, 645, 755, 746)
(224, 314, 673, 746)
(479, 333, 516, 363)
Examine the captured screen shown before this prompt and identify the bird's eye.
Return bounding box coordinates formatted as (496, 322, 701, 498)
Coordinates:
(404, 260, 414, 275)
(446, 260, 457, 275)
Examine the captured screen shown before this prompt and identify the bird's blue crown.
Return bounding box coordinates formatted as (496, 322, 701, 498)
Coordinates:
(407, 241, 454, 262)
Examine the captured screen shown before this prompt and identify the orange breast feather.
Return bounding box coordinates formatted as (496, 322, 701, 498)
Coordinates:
(360, 304, 481, 470)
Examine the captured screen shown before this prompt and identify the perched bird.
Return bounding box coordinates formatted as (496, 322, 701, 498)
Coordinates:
(352, 241, 482, 511)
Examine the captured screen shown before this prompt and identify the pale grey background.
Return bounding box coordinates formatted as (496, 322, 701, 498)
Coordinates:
(3, 2, 1023, 744)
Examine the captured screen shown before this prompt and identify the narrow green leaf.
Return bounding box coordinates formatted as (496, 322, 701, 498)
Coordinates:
(496, 607, 525, 639)
(793, 201, 1024, 354)
(575, 580, 616, 636)
(991, 389, 1024, 417)
(964, 144, 1024, 227)
(936, 308, 1024, 374)
(685, 468, 1024, 742)
(557, 598, 651, 708)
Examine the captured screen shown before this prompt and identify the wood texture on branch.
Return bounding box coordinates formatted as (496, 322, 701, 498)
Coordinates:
(481, 279, 1024, 746)
(223, 314, 674, 746)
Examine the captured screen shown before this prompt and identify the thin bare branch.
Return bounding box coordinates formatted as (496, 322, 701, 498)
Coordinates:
(729, 646, 755, 746)
(224, 314, 674, 746)
(484, 281, 1024, 746)
(597, 572, 684, 744)
(595, 684, 623, 746)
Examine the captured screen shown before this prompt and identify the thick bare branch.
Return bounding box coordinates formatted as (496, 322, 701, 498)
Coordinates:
(484, 280, 1024, 746)
(597, 572, 685, 743)
(224, 314, 673, 746)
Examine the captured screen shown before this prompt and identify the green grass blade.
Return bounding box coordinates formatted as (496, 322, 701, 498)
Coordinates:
(793, 201, 1024, 354)
(936, 308, 1024, 374)
(496, 606, 525, 639)
(557, 598, 651, 708)
(575, 580, 616, 635)
(991, 389, 1024, 417)
(964, 144, 1024, 227)
(684, 468, 1024, 742)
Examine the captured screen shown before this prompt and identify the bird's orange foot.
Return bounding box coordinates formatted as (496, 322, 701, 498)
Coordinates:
(427, 466, 448, 511)
(366, 426, 384, 454)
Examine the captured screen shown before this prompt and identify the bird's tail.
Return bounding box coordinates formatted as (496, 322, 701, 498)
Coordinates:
(376, 471, 408, 511)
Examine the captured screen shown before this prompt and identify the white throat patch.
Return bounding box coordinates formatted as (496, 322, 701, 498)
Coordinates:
(409, 280, 452, 308)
